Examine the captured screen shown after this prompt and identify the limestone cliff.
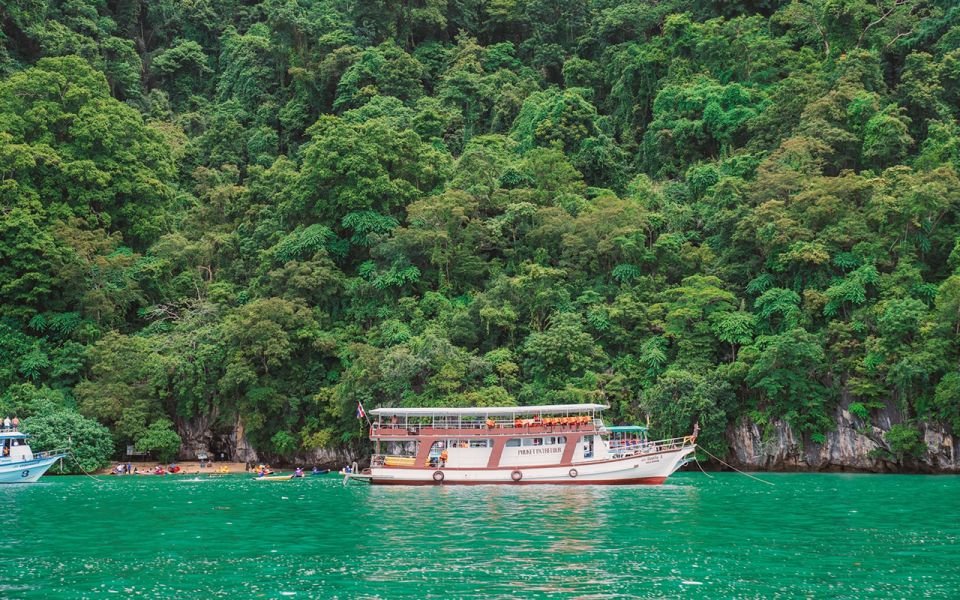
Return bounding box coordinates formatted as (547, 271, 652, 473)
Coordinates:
(725, 400, 959, 473)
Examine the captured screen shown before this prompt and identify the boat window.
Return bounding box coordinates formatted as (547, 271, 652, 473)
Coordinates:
(557, 436, 566, 444)
(468, 439, 490, 448)
(521, 437, 543, 447)
(385, 440, 419, 457)
(506, 439, 521, 447)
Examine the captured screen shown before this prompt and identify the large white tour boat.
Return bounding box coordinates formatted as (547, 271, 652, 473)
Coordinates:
(0, 428, 65, 483)
(344, 404, 697, 485)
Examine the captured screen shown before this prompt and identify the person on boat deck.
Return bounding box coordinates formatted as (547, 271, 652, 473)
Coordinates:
(2, 416, 10, 429)
(11, 416, 18, 431)
(439, 449, 449, 467)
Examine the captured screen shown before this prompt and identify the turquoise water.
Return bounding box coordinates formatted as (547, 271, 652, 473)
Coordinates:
(3, 472, 959, 598)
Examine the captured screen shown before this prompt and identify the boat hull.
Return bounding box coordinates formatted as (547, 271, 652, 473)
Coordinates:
(368, 445, 695, 486)
(0, 455, 64, 483)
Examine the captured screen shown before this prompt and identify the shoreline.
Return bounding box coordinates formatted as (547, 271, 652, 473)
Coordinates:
(93, 461, 259, 475)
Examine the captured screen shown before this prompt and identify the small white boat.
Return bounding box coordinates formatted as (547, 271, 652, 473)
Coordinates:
(0, 428, 65, 483)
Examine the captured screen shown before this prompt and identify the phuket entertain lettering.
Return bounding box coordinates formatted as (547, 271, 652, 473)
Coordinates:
(517, 447, 563, 456)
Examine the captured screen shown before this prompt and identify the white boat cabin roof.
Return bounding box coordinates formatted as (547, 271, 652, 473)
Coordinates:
(370, 404, 609, 418)
(0, 430, 29, 440)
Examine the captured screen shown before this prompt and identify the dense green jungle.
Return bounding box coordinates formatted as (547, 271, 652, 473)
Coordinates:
(2, 0, 960, 472)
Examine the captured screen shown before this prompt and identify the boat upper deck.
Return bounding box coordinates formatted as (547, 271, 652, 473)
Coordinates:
(369, 404, 609, 440)
(0, 428, 28, 440)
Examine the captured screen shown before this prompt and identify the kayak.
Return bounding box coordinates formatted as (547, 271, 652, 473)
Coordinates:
(254, 475, 294, 481)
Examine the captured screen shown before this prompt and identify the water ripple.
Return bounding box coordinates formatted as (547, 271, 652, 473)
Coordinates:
(2, 473, 959, 598)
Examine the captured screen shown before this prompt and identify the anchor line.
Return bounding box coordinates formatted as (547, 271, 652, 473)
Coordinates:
(698, 446, 775, 486)
(68, 452, 104, 482)
(692, 454, 714, 479)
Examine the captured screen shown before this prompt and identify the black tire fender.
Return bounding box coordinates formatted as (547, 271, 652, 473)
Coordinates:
(568, 468, 578, 478)
(432, 470, 444, 482)
(511, 470, 522, 482)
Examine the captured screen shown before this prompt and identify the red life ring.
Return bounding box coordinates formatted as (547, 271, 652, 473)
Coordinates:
(511, 470, 522, 482)
(433, 470, 444, 482)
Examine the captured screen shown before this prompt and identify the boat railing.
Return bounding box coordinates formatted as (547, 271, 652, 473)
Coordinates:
(33, 448, 69, 459)
(610, 436, 695, 457)
(371, 417, 598, 434)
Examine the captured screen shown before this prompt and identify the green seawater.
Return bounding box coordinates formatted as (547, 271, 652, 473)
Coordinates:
(3, 472, 959, 598)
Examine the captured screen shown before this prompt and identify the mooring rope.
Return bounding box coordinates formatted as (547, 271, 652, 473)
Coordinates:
(693, 454, 714, 479)
(68, 452, 104, 482)
(698, 446, 775, 486)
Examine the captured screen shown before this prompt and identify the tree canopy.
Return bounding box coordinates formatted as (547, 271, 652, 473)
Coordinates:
(2, 0, 959, 465)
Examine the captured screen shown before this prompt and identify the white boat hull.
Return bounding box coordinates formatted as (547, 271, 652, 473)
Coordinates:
(0, 455, 64, 483)
(368, 445, 695, 485)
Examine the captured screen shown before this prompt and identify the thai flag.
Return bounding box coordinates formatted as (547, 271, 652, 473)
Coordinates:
(356, 402, 366, 419)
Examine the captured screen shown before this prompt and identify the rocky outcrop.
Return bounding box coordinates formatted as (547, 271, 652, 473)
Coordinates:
(725, 400, 959, 473)
(177, 414, 364, 467)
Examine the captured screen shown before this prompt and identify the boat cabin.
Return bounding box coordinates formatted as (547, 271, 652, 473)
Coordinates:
(0, 431, 34, 463)
(369, 404, 641, 470)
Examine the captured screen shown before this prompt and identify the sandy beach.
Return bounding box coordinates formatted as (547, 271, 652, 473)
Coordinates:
(96, 461, 257, 475)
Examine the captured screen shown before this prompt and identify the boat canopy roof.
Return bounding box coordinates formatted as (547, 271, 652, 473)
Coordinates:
(0, 430, 29, 439)
(605, 425, 648, 432)
(370, 404, 608, 418)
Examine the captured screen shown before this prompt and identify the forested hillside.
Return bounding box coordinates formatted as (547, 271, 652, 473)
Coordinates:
(2, 0, 959, 471)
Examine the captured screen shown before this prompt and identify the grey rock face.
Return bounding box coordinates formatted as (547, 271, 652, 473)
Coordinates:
(725, 400, 958, 473)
